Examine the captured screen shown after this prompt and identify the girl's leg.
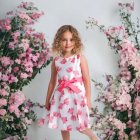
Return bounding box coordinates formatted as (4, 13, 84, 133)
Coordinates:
(80, 128, 97, 140)
(61, 131, 70, 140)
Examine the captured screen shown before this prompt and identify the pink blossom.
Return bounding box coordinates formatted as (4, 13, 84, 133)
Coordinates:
(19, 42, 29, 52)
(134, 79, 140, 91)
(1, 74, 9, 81)
(8, 74, 18, 83)
(9, 91, 26, 106)
(18, 12, 32, 23)
(0, 99, 7, 106)
(113, 118, 126, 131)
(15, 59, 21, 64)
(20, 73, 29, 78)
(104, 91, 114, 102)
(12, 31, 20, 41)
(119, 67, 131, 81)
(134, 96, 140, 116)
(0, 109, 6, 116)
(8, 42, 16, 49)
(116, 93, 132, 110)
(0, 89, 9, 96)
(13, 67, 19, 73)
(0, 18, 11, 31)
(24, 117, 32, 125)
(8, 104, 18, 113)
(30, 12, 44, 20)
(0, 56, 11, 67)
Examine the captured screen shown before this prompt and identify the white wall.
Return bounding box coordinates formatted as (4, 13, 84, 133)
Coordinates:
(0, 0, 140, 140)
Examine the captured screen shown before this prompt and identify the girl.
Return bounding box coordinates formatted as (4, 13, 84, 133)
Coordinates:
(45, 25, 97, 140)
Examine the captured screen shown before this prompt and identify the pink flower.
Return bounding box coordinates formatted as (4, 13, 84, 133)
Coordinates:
(9, 74, 18, 83)
(0, 99, 7, 106)
(67, 125, 72, 131)
(8, 104, 18, 113)
(9, 91, 26, 106)
(1, 74, 9, 81)
(15, 59, 21, 64)
(13, 67, 19, 73)
(0, 18, 11, 31)
(116, 93, 132, 110)
(18, 12, 32, 23)
(119, 67, 131, 81)
(12, 31, 20, 41)
(113, 118, 126, 131)
(20, 73, 29, 78)
(38, 118, 45, 126)
(135, 79, 140, 91)
(0, 109, 6, 116)
(0, 56, 11, 67)
(134, 96, 140, 116)
(30, 12, 44, 20)
(0, 89, 9, 96)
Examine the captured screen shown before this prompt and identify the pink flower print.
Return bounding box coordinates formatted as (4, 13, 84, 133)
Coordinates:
(77, 54, 80, 59)
(57, 112, 61, 118)
(68, 88, 74, 94)
(60, 59, 67, 64)
(54, 57, 59, 61)
(67, 125, 72, 131)
(51, 99, 55, 106)
(71, 115, 77, 121)
(80, 100, 86, 107)
(73, 99, 78, 105)
(63, 98, 69, 105)
(71, 58, 75, 63)
(66, 67, 73, 73)
(58, 103, 64, 109)
(76, 123, 84, 131)
(84, 120, 88, 128)
(61, 116, 67, 123)
(48, 116, 54, 123)
(53, 111, 58, 117)
(73, 70, 79, 76)
(68, 108, 74, 114)
(77, 109, 82, 116)
(59, 92, 64, 101)
(52, 124, 57, 129)
(56, 66, 61, 72)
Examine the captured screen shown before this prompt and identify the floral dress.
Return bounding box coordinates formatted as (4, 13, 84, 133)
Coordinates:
(47, 54, 90, 131)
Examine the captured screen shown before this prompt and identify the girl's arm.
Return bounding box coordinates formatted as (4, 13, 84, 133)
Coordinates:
(80, 55, 92, 110)
(45, 59, 57, 110)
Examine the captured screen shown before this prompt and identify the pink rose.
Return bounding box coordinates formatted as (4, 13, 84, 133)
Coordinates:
(0, 109, 6, 116)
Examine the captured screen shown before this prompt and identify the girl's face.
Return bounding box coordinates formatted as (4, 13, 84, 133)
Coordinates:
(61, 31, 75, 54)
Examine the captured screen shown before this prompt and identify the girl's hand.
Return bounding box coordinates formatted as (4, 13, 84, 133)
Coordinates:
(87, 99, 92, 111)
(45, 100, 50, 111)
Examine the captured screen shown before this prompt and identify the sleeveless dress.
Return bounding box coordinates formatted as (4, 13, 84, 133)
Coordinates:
(47, 54, 90, 131)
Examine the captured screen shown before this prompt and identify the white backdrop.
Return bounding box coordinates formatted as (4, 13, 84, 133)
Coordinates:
(0, 0, 140, 140)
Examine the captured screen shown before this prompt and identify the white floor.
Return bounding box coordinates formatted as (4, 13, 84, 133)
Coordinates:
(27, 123, 100, 140)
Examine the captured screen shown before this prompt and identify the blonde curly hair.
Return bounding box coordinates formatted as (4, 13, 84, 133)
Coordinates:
(52, 25, 83, 55)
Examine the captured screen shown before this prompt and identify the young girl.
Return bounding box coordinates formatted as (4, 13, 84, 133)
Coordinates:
(45, 25, 97, 140)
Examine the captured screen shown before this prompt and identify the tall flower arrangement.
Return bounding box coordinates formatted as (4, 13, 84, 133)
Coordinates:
(0, 2, 52, 139)
(86, 2, 140, 140)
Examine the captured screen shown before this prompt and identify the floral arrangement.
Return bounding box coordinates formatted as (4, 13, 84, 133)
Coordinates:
(0, 2, 52, 139)
(86, 2, 140, 140)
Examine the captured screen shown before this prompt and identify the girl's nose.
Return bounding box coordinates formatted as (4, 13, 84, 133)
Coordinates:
(66, 40, 70, 45)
